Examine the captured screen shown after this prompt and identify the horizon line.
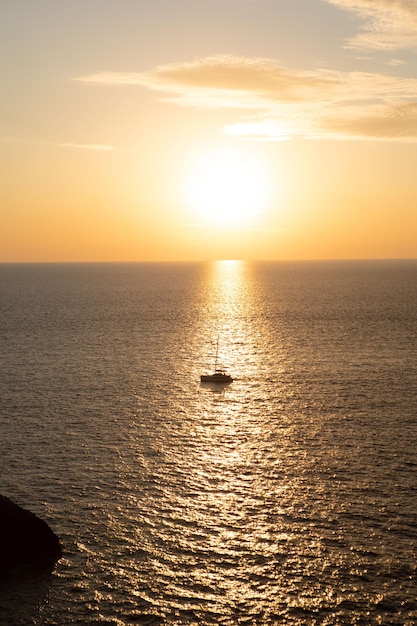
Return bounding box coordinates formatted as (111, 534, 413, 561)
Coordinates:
(1, 257, 416, 265)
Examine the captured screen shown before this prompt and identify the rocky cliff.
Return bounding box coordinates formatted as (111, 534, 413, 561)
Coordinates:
(0, 495, 62, 576)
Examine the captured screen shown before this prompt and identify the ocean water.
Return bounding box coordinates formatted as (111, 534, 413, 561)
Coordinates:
(0, 259, 416, 625)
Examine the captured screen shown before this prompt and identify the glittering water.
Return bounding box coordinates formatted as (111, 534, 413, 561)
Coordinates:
(1, 260, 416, 625)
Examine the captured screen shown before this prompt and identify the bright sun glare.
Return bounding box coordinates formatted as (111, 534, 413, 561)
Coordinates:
(185, 148, 270, 227)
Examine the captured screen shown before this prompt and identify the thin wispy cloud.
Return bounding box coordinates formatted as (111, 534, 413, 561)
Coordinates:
(76, 56, 342, 108)
(322, 101, 417, 139)
(325, 0, 417, 50)
(387, 58, 407, 66)
(60, 142, 114, 151)
(76, 55, 417, 141)
(0, 138, 114, 151)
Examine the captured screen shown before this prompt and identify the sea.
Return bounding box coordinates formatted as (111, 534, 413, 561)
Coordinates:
(0, 260, 416, 625)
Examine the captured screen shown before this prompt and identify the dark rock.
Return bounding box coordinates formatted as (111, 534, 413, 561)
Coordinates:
(0, 494, 62, 577)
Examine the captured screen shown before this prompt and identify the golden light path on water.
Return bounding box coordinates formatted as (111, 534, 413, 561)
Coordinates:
(197, 260, 286, 383)
(96, 260, 290, 622)
(164, 260, 295, 620)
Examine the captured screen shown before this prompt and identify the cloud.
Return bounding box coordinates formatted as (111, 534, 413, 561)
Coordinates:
(321, 102, 417, 140)
(0, 138, 114, 151)
(386, 58, 407, 66)
(76, 55, 417, 141)
(324, 0, 417, 50)
(59, 142, 114, 151)
(76, 56, 342, 109)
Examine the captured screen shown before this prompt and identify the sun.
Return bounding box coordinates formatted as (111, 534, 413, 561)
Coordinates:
(185, 147, 270, 227)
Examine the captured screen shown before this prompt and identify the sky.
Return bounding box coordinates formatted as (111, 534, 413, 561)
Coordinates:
(1, 0, 417, 262)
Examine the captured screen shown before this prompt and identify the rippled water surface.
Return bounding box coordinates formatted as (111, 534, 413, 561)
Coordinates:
(1, 260, 417, 625)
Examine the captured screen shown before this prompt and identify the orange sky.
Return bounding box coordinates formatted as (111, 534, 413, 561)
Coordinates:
(1, 0, 417, 261)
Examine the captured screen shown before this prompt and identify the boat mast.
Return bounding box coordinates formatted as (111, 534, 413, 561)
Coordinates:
(214, 336, 219, 370)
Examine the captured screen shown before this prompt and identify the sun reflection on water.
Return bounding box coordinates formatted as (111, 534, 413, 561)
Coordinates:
(190, 260, 291, 617)
(197, 259, 286, 386)
(127, 261, 318, 621)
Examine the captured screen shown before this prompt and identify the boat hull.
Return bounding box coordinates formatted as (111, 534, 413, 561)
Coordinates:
(200, 372, 233, 383)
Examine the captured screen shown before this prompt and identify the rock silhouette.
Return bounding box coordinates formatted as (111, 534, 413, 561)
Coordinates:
(0, 495, 62, 576)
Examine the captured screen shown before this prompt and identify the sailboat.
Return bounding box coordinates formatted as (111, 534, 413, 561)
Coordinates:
(200, 337, 233, 383)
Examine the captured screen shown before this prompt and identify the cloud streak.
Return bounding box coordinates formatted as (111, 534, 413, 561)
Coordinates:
(76, 57, 342, 109)
(76, 55, 417, 141)
(321, 102, 417, 140)
(59, 142, 114, 151)
(0, 138, 114, 151)
(324, 0, 417, 50)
